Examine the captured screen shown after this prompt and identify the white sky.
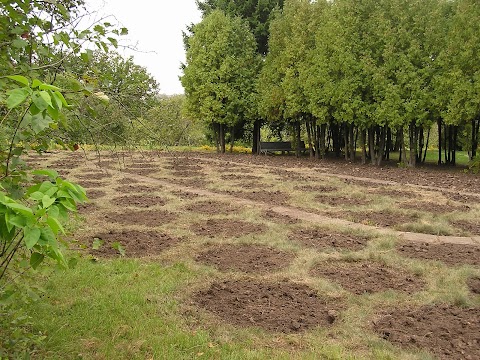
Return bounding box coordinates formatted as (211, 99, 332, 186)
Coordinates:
(84, 0, 202, 95)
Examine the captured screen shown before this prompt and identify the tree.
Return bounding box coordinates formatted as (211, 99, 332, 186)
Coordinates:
(181, 10, 260, 153)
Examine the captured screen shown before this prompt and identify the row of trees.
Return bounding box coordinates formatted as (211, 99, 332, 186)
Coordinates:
(182, 0, 480, 166)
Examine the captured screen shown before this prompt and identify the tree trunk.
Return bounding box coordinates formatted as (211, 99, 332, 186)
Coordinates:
(408, 122, 417, 167)
(438, 119, 442, 165)
(452, 126, 457, 165)
(423, 128, 430, 163)
(471, 118, 479, 159)
(401, 127, 407, 165)
(215, 123, 220, 153)
(386, 127, 392, 160)
(417, 127, 424, 163)
(319, 124, 326, 159)
(295, 121, 301, 158)
(361, 129, 367, 165)
(252, 120, 261, 155)
(343, 123, 349, 161)
(306, 118, 314, 158)
(219, 123, 226, 154)
(376, 126, 386, 166)
(349, 124, 355, 161)
(229, 126, 234, 153)
(369, 127, 376, 165)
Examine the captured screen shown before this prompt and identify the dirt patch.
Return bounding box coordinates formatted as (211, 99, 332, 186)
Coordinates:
(193, 279, 341, 333)
(49, 160, 82, 169)
(468, 277, 480, 294)
(77, 202, 97, 213)
(442, 191, 480, 204)
(171, 170, 203, 178)
(86, 189, 106, 199)
(342, 210, 417, 228)
(230, 181, 270, 190)
(223, 190, 289, 206)
(315, 194, 372, 207)
(397, 241, 480, 266)
(343, 178, 384, 188)
(261, 210, 300, 224)
(76, 172, 111, 181)
(312, 260, 425, 294)
(111, 195, 167, 208)
(78, 180, 104, 189)
(373, 304, 480, 360)
(196, 244, 294, 274)
(89, 229, 180, 257)
(117, 177, 139, 184)
(289, 228, 369, 251)
(127, 163, 158, 169)
(185, 200, 239, 215)
(294, 184, 338, 192)
(174, 178, 207, 188)
(368, 187, 419, 199)
(115, 184, 160, 193)
(171, 190, 199, 199)
(104, 210, 177, 227)
(167, 164, 203, 171)
(451, 220, 480, 236)
(399, 201, 470, 214)
(191, 219, 266, 238)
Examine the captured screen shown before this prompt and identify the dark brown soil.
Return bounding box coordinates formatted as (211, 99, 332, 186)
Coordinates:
(261, 210, 300, 224)
(127, 163, 158, 169)
(78, 180, 104, 189)
(89, 229, 180, 257)
(86, 189, 106, 199)
(399, 201, 470, 214)
(167, 164, 203, 171)
(369, 187, 419, 199)
(49, 160, 82, 169)
(193, 279, 342, 333)
(196, 244, 294, 273)
(220, 174, 262, 181)
(343, 178, 384, 188)
(170, 170, 202, 178)
(111, 195, 167, 208)
(115, 184, 160, 193)
(174, 178, 207, 188)
(373, 304, 480, 360)
(171, 190, 199, 199)
(76, 172, 111, 180)
(315, 194, 372, 207)
(117, 177, 140, 184)
(289, 228, 369, 251)
(223, 190, 289, 206)
(442, 191, 480, 204)
(191, 219, 266, 238)
(397, 241, 480, 266)
(451, 220, 480, 236)
(185, 200, 239, 215)
(231, 181, 270, 190)
(342, 210, 418, 228)
(312, 261, 425, 294)
(294, 184, 338, 192)
(467, 277, 480, 294)
(77, 202, 97, 213)
(104, 210, 177, 227)
(217, 167, 252, 174)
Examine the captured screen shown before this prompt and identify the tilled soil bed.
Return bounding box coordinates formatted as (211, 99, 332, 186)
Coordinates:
(115, 184, 160, 193)
(123, 168, 158, 176)
(104, 210, 177, 227)
(261, 209, 300, 224)
(311, 260, 425, 294)
(111, 195, 167, 208)
(315, 194, 372, 207)
(196, 244, 294, 274)
(117, 177, 140, 184)
(185, 200, 240, 215)
(90, 229, 180, 257)
(78, 180, 104, 189)
(342, 210, 418, 228)
(399, 201, 470, 215)
(223, 190, 289, 206)
(191, 219, 266, 238)
(451, 220, 480, 236)
(76, 172, 112, 180)
(468, 277, 480, 294)
(85, 189, 106, 199)
(397, 241, 480, 266)
(294, 184, 338, 192)
(193, 279, 342, 333)
(289, 228, 369, 251)
(373, 304, 480, 360)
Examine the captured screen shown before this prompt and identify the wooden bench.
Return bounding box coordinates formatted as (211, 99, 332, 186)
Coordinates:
(259, 141, 306, 155)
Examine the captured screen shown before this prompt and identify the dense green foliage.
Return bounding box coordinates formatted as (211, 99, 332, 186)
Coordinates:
(185, 0, 480, 167)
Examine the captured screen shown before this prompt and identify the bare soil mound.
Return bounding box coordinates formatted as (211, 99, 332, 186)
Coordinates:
(171, 170, 203, 178)
(111, 195, 167, 208)
(193, 279, 341, 333)
(399, 201, 470, 214)
(312, 261, 425, 294)
(86, 189, 106, 199)
(127, 163, 158, 169)
(171, 190, 199, 199)
(196, 244, 294, 273)
(397, 241, 480, 266)
(220, 174, 261, 181)
(117, 177, 139, 184)
(442, 191, 480, 204)
(175, 178, 207, 188)
(191, 219, 266, 238)
(343, 178, 384, 188)
(166, 164, 203, 171)
(223, 190, 289, 206)
(90, 229, 180, 257)
(373, 304, 480, 360)
(369, 187, 419, 199)
(104, 210, 177, 227)
(123, 168, 158, 176)
(467, 277, 480, 294)
(315, 194, 371, 207)
(77, 202, 97, 213)
(261, 210, 300, 224)
(78, 180, 104, 189)
(185, 200, 239, 215)
(451, 220, 480, 236)
(289, 228, 369, 251)
(294, 184, 338, 192)
(50, 160, 82, 169)
(76, 172, 111, 180)
(343, 210, 417, 228)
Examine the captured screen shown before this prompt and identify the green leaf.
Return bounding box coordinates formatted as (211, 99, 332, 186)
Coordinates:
(32, 169, 59, 179)
(111, 242, 125, 256)
(8, 215, 26, 228)
(24, 227, 41, 249)
(41, 195, 55, 208)
(12, 39, 28, 48)
(92, 238, 103, 250)
(32, 79, 42, 88)
(121, 27, 129, 35)
(7, 75, 29, 86)
(108, 37, 118, 47)
(54, 90, 69, 107)
(30, 252, 44, 269)
(32, 91, 49, 111)
(31, 113, 53, 134)
(5, 202, 33, 216)
(6, 87, 30, 109)
(29, 191, 44, 201)
(39, 83, 61, 91)
(47, 216, 64, 235)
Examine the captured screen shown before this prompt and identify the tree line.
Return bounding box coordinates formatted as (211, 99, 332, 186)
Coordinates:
(182, 0, 480, 167)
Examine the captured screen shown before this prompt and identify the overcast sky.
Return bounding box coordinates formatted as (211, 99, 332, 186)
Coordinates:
(85, 0, 202, 95)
